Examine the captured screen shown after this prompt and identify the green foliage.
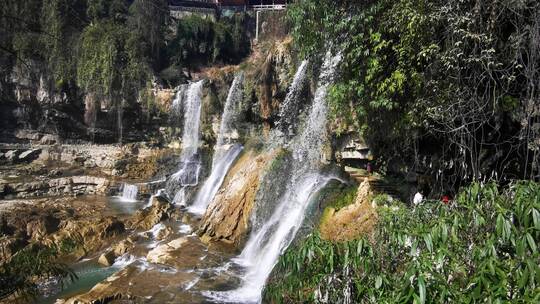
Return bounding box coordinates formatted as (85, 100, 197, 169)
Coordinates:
(0, 244, 77, 301)
(264, 181, 540, 303)
(321, 184, 357, 211)
(167, 14, 251, 69)
(289, 0, 540, 180)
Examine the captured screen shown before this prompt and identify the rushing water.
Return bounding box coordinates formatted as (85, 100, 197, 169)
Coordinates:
(276, 60, 309, 138)
(189, 73, 245, 215)
(206, 53, 342, 303)
(189, 144, 243, 215)
(167, 80, 204, 204)
(216, 73, 244, 149)
(120, 183, 138, 202)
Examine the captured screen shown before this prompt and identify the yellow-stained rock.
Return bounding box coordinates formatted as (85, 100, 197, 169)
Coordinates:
(198, 149, 278, 249)
(319, 179, 378, 242)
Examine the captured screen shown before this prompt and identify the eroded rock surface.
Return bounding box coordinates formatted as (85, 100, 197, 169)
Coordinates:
(319, 179, 378, 242)
(198, 149, 277, 249)
(129, 196, 178, 230)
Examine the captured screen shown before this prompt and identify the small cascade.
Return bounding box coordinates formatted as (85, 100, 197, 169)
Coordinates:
(189, 73, 245, 214)
(120, 184, 138, 202)
(211, 53, 342, 303)
(166, 80, 204, 205)
(189, 144, 243, 214)
(216, 73, 244, 148)
(276, 60, 309, 137)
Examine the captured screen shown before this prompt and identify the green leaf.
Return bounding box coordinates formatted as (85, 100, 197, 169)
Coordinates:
(526, 233, 537, 253)
(418, 275, 426, 304)
(424, 234, 433, 252)
(375, 275, 383, 289)
(532, 208, 540, 230)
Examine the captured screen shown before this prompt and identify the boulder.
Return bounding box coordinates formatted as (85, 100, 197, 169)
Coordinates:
(98, 250, 117, 266)
(113, 240, 133, 256)
(146, 237, 187, 265)
(129, 196, 176, 230)
(18, 149, 42, 162)
(5, 150, 21, 162)
(40, 134, 60, 145)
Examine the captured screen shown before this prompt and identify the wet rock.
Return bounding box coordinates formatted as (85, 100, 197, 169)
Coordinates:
(199, 150, 277, 249)
(5, 150, 21, 162)
(145, 236, 219, 269)
(146, 237, 188, 265)
(15, 129, 42, 141)
(98, 250, 117, 266)
(65, 266, 203, 304)
(129, 196, 177, 230)
(40, 134, 60, 145)
(18, 149, 42, 162)
(113, 239, 133, 256)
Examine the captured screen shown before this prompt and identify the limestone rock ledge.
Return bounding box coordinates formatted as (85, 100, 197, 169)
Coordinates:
(319, 179, 378, 242)
(1, 176, 110, 199)
(198, 149, 277, 249)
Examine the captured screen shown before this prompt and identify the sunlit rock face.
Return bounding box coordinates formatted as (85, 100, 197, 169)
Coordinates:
(128, 195, 178, 231)
(198, 149, 278, 249)
(319, 179, 378, 242)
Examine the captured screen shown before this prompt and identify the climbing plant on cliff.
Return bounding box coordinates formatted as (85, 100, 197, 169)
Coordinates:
(289, 0, 540, 184)
(167, 14, 251, 70)
(264, 181, 540, 303)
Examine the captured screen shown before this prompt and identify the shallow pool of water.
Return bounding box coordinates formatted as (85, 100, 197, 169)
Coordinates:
(38, 260, 120, 304)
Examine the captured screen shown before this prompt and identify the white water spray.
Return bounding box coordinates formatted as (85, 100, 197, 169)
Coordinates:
(120, 184, 138, 202)
(171, 80, 204, 184)
(189, 74, 245, 214)
(209, 53, 342, 303)
(277, 60, 309, 137)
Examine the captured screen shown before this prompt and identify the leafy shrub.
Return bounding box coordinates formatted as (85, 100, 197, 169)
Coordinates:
(0, 244, 76, 301)
(167, 14, 251, 69)
(264, 181, 540, 303)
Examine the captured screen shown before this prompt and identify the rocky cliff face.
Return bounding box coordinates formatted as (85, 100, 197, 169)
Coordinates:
(198, 149, 278, 249)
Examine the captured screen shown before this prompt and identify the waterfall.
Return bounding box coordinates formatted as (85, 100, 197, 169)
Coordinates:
(209, 53, 342, 303)
(167, 80, 204, 205)
(189, 73, 245, 215)
(276, 60, 309, 137)
(177, 80, 204, 163)
(188, 144, 243, 214)
(120, 184, 138, 202)
(216, 73, 244, 148)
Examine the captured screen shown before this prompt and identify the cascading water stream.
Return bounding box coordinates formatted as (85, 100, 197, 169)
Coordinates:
(208, 53, 342, 303)
(189, 73, 245, 214)
(167, 80, 204, 205)
(276, 60, 309, 138)
(120, 183, 138, 202)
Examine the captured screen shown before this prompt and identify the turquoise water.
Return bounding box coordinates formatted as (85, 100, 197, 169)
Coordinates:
(38, 260, 119, 304)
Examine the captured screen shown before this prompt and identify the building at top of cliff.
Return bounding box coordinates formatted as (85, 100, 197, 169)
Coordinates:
(168, 0, 289, 8)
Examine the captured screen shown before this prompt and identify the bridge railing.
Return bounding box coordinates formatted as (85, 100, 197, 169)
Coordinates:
(250, 4, 287, 11)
